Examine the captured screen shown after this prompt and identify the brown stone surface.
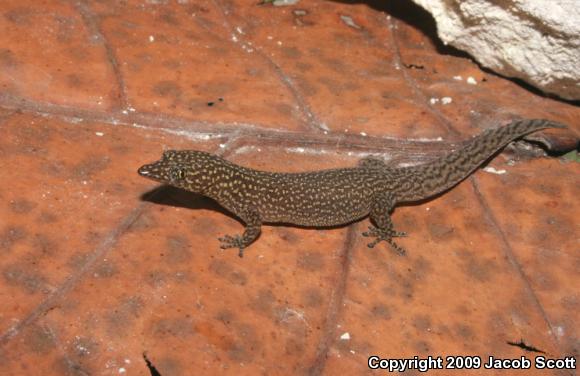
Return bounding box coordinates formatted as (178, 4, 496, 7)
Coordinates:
(0, 1, 578, 375)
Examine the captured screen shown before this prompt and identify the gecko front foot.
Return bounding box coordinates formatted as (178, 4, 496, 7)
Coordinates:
(218, 235, 246, 258)
(362, 226, 407, 255)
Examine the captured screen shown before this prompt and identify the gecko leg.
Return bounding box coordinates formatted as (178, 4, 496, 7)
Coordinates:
(362, 192, 407, 255)
(218, 208, 262, 258)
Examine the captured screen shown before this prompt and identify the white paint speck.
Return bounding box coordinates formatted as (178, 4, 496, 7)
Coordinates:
(236, 26, 244, 34)
(483, 166, 506, 175)
(453, 75, 463, 80)
(340, 15, 360, 29)
(441, 97, 453, 105)
(149, 35, 155, 42)
(277, 41, 282, 46)
(467, 76, 477, 85)
(360, 132, 367, 136)
(273, 0, 300, 6)
(95, 132, 104, 137)
(430, 97, 439, 104)
(118, 368, 126, 374)
(340, 332, 350, 340)
(554, 326, 565, 337)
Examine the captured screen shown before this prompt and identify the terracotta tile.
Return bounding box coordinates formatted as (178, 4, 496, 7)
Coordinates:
(0, 0, 578, 375)
(90, 0, 311, 130)
(0, 0, 119, 110)
(475, 159, 579, 356)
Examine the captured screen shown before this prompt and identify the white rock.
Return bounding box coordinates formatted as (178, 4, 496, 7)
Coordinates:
(412, 0, 580, 100)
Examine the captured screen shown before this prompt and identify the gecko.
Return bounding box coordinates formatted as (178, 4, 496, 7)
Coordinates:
(138, 119, 566, 257)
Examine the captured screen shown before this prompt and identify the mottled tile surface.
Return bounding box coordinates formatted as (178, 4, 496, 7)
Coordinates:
(0, 1, 578, 375)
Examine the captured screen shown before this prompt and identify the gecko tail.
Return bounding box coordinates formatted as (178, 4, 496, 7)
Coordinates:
(395, 119, 566, 202)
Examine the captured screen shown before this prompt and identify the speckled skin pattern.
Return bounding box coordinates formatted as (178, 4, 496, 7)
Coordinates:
(138, 119, 565, 257)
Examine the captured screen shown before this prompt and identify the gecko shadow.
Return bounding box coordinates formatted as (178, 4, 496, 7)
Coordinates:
(140, 185, 237, 221)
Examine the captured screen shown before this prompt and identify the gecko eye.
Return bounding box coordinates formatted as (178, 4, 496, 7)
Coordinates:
(169, 167, 186, 181)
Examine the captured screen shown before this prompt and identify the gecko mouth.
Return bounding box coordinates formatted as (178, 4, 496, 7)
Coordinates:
(137, 164, 152, 176)
(137, 164, 162, 180)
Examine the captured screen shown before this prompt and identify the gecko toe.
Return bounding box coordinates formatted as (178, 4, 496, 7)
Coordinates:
(386, 239, 406, 255)
(218, 234, 247, 257)
(362, 227, 407, 255)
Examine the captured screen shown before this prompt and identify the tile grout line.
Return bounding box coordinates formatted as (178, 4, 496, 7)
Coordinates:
(0, 93, 461, 159)
(73, 0, 129, 110)
(380, 13, 460, 138)
(469, 177, 563, 351)
(307, 225, 358, 376)
(0, 205, 146, 347)
(210, 0, 327, 133)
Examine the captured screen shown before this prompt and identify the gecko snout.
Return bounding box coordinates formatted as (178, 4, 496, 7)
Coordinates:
(137, 165, 151, 176)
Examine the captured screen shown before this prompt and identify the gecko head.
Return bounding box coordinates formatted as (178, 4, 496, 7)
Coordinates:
(138, 150, 222, 193)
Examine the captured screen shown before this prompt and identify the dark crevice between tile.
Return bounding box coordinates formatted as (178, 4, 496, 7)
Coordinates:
(143, 352, 162, 376)
(335, 0, 468, 58)
(478, 66, 580, 106)
(523, 138, 579, 157)
(339, 0, 579, 105)
(507, 339, 546, 354)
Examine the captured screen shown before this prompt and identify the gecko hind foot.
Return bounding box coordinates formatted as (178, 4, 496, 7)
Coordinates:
(218, 235, 246, 258)
(362, 226, 407, 256)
